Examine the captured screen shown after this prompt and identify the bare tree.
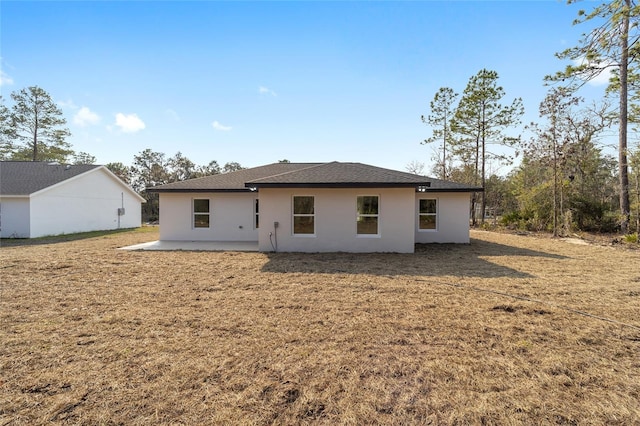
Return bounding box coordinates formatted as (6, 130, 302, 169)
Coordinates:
(405, 160, 425, 175)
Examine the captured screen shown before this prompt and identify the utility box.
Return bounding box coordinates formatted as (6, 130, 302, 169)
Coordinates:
(117, 207, 126, 216)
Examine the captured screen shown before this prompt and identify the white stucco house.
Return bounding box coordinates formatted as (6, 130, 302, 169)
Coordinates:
(149, 162, 482, 253)
(0, 161, 145, 238)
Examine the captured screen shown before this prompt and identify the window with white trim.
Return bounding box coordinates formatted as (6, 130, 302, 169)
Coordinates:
(419, 198, 437, 230)
(193, 199, 210, 228)
(356, 195, 379, 235)
(293, 196, 314, 235)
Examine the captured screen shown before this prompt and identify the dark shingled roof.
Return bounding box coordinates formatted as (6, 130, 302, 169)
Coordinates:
(149, 162, 482, 192)
(148, 163, 322, 192)
(0, 161, 100, 196)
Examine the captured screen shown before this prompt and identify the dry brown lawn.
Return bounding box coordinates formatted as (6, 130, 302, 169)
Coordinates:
(1, 227, 639, 425)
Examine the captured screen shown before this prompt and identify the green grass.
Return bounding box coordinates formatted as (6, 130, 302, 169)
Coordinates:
(0, 225, 156, 247)
(624, 233, 639, 244)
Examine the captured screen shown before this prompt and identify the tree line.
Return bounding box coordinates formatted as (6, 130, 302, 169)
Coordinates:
(107, 150, 245, 221)
(0, 86, 245, 221)
(3, 0, 639, 234)
(421, 1, 640, 235)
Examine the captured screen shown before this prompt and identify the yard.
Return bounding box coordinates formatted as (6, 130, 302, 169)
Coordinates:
(1, 227, 639, 425)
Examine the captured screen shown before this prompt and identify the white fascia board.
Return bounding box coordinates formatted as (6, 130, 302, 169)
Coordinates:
(98, 166, 147, 203)
(0, 194, 30, 199)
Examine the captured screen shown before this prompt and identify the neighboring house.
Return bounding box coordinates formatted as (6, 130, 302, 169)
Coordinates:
(149, 162, 482, 253)
(0, 161, 145, 238)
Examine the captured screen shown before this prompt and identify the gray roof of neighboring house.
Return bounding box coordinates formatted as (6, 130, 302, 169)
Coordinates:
(149, 162, 482, 193)
(0, 161, 101, 196)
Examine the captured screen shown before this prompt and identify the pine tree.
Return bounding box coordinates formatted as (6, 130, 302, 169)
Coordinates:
(4, 86, 72, 162)
(450, 69, 524, 225)
(421, 87, 458, 180)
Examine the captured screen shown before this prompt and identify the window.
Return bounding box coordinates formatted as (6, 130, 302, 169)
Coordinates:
(254, 199, 259, 229)
(293, 196, 315, 235)
(193, 199, 210, 228)
(419, 199, 437, 230)
(357, 195, 379, 235)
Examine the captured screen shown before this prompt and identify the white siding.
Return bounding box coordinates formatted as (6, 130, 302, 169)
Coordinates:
(29, 168, 142, 238)
(258, 188, 415, 253)
(414, 192, 471, 244)
(0, 197, 30, 238)
(159, 192, 258, 241)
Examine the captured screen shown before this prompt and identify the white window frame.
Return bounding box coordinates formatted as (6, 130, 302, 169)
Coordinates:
(193, 198, 210, 229)
(356, 195, 380, 237)
(418, 198, 438, 232)
(292, 195, 315, 236)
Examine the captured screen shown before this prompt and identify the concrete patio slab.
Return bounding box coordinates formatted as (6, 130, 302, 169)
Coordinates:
(119, 240, 259, 252)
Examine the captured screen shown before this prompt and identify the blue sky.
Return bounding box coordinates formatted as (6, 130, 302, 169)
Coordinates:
(1, 1, 609, 174)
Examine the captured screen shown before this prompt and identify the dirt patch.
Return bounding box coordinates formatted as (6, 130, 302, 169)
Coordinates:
(563, 238, 590, 245)
(1, 228, 639, 424)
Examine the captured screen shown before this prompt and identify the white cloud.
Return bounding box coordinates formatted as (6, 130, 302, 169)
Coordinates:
(115, 113, 145, 133)
(58, 99, 78, 109)
(573, 57, 616, 86)
(73, 107, 100, 126)
(0, 70, 13, 86)
(212, 120, 232, 131)
(259, 86, 277, 97)
(165, 108, 180, 122)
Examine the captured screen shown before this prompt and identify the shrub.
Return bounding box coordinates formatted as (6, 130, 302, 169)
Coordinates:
(624, 233, 639, 244)
(569, 197, 618, 232)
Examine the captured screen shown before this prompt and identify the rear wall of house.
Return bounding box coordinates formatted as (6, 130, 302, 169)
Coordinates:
(258, 187, 415, 253)
(414, 192, 471, 244)
(158, 192, 258, 241)
(0, 197, 30, 238)
(29, 169, 142, 238)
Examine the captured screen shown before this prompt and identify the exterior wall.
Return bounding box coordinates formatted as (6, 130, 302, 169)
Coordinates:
(414, 192, 471, 244)
(0, 197, 30, 238)
(159, 192, 258, 241)
(258, 187, 415, 253)
(29, 168, 142, 238)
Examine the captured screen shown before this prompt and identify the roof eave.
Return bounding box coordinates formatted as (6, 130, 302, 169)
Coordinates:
(147, 188, 253, 193)
(246, 182, 431, 189)
(0, 194, 31, 198)
(147, 184, 483, 192)
(418, 187, 484, 193)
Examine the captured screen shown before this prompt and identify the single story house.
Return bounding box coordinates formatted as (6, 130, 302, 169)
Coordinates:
(0, 161, 145, 238)
(149, 162, 482, 253)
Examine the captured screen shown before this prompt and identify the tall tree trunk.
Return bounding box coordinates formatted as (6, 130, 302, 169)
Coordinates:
(480, 109, 486, 225)
(553, 144, 558, 237)
(442, 121, 447, 180)
(32, 113, 38, 161)
(481, 133, 486, 225)
(472, 133, 480, 227)
(635, 171, 639, 232)
(559, 162, 565, 236)
(619, 0, 631, 234)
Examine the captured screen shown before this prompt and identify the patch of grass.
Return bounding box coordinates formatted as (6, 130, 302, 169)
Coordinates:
(0, 225, 156, 247)
(624, 233, 639, 244)
(1, 228, 639, 424)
